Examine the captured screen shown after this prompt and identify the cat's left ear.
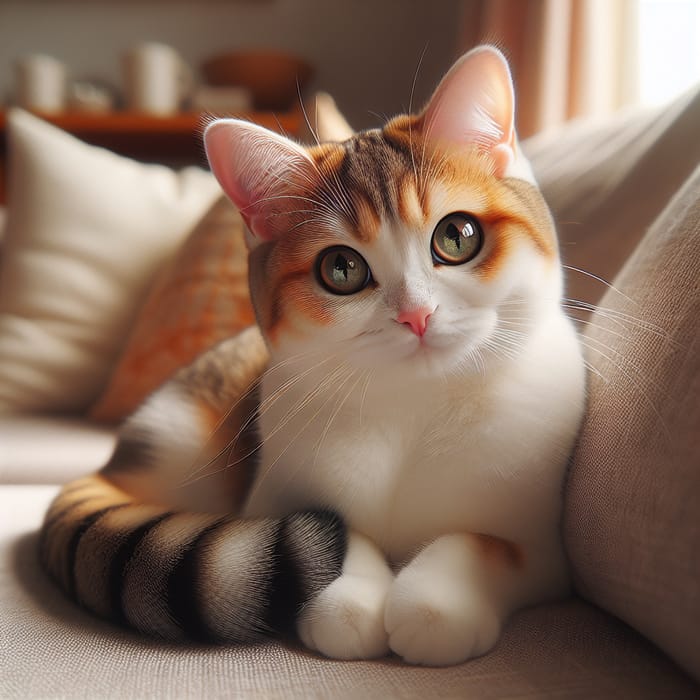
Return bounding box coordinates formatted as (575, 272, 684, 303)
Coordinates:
(204, 119, 318, 242)
(421, 46, 518, 178)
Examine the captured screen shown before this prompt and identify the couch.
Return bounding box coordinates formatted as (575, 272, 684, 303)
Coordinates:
(2, 89, 699, 698)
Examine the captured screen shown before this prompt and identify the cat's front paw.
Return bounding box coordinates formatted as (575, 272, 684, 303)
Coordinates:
(297, 574, 390, 660)
(385, 572, 502, 666)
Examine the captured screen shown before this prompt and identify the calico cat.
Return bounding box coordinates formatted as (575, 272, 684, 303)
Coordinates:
(39, 46, 586, 666)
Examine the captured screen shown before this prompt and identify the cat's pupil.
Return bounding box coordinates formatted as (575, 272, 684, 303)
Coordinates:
(334, 254, 354, 281)
(446, 224, 462, 251)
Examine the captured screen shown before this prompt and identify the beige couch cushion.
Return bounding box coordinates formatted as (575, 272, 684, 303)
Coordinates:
(0, 110, 220, 415)
(3, 485, 697, 699)
(565, 165, 700, 681)
(526, 86, 700, 307)
(0, 415, 115, 484)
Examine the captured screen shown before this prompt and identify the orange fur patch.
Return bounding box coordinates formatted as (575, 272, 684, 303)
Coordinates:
(428, 145, 557, 281)
(267, 266, 334, 342)
(472, 533, 524, 569)
(311, 142, 346, 173)
(383, 114, 422, 154)
(353, 191, 381, 243)
(396, 173, 427, 229)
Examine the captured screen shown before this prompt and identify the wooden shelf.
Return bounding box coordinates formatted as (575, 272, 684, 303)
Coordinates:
(0, 108, 304, 203)
(0, 109, 303, 136)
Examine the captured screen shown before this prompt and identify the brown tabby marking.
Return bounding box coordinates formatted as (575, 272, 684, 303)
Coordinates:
(74, 502, 166, 617)
(40, 475, 132, 592)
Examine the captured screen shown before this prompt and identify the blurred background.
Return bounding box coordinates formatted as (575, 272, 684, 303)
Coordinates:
(0, 0, 698, 143)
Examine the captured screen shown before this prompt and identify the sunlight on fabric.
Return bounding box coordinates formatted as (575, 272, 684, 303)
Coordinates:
(638, 0, 700, 105)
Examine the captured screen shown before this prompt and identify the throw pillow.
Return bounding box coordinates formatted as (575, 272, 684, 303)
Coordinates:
(91, 196, 254, 423)
(0, 109, 220, 414)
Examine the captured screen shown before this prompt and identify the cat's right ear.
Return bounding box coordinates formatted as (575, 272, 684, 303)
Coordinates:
(204, 119, 318, 242)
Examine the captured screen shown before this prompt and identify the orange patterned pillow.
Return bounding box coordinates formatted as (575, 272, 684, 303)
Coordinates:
(91, 196, 255, 423)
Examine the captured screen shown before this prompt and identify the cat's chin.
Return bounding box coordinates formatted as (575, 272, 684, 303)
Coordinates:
(402, 340, 487, 377)
(348, 334, 492, 380)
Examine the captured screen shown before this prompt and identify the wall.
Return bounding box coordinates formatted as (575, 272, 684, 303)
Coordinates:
(0, 0, 465, 130)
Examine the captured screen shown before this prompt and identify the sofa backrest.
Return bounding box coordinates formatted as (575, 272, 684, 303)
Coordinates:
(526, 86, 700, 308)
(564, 164, 700, 682)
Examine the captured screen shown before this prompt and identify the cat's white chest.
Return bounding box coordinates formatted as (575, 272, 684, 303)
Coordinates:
(245, 366, 554, 561)
(244, 311, 585, 562)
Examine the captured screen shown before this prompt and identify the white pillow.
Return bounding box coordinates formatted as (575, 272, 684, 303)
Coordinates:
(0, 109, 220, 414)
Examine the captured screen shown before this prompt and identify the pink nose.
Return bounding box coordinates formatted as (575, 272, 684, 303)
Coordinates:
(397, 307, 433, 337)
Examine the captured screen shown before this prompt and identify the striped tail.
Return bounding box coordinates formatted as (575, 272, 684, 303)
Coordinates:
(39, 474, 346, 642)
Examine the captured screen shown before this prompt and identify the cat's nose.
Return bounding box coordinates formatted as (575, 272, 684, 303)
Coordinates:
(396, 307, 433, 337)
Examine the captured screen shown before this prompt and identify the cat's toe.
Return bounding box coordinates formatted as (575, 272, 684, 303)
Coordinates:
(385, 576, 501, 666)
(297, 574, 390, 660)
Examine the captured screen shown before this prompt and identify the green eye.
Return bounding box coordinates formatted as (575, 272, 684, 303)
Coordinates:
(431, 213, 483, 265)
(316, 246, 371, 295)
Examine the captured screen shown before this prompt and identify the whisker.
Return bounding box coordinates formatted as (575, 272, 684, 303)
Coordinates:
(312, 368, 363, 468)
(219, 355, 345, 471)
(562, 264, 634, 304)
(297, 83, 321, 147)
(247, 364, 356, 502)
(179, 347, 334, 486)
(359, 369, 374, 425)
(562, 298, 671, 339)
(407, 43, 429, 186)
(184, 361, 349, 491)
(578, 336, 672, 441)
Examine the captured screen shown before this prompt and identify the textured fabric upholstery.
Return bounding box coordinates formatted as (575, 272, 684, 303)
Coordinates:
(2, 485, 697, 699)
(526, 86, 700, 307)
(565, 165, 700, 681)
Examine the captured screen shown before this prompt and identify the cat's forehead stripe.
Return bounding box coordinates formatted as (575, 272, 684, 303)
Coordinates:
(396, 174, 428, 230)
(310, 130, 422, 242)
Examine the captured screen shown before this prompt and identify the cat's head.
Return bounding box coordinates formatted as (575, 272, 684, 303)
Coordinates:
(205, 46, 561, 377)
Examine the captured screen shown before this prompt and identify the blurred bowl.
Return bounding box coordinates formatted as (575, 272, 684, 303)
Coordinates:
(201, 51, 313, 111)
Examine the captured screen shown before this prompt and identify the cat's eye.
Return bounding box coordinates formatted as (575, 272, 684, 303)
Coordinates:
(316, 246, 371, 295)
(431, 213, 483, 265)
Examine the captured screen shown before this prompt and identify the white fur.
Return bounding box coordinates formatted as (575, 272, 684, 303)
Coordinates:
(297, 532, 393, 659)
(243, 203, 586, 664)
(199, 519, 279, 640)
(118, 384, 235, 513)
(505, 138, 537, 185)
(385, 534, 504, 665)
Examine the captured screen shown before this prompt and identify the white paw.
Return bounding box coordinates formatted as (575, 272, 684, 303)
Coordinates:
(297, 574, 390, 660)
(385, 572, 502, 666)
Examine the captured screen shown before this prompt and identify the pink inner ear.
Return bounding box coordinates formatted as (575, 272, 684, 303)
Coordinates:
(204, 121, 253, 213)
(421, 46, 516, 177)
(204, 119, 316, 241)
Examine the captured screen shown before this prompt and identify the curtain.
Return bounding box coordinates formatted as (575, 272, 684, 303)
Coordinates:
(457, 0, 639, 137)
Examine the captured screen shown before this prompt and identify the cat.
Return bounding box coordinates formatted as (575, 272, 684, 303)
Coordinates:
(39, 45, 586, 666)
